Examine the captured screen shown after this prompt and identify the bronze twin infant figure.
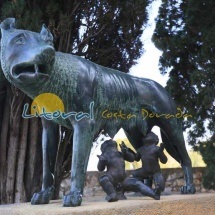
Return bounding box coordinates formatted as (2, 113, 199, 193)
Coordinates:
(97, 132, 167, 202)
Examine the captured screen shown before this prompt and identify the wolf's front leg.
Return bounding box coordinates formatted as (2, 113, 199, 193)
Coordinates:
(63, 120, 94, 207)
(31, 119, 59, 204)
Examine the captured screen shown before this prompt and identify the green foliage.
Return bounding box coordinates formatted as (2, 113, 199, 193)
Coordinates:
(201, 165, 215, 190)
(1, 0, 42, 30)
(153, 0, 215, 149)
(199, 136, 215, 190)
(153, 1, 214, 186)
(80, 0, 149, 72)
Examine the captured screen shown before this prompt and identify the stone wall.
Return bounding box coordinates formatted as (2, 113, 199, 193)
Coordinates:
(163, 167, 206, 193)
(60, 167, 211, 198)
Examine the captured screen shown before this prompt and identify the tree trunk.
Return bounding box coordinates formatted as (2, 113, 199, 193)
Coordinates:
(0, 85, 43, 204)
(14, 97, 30, 202)
(6, 87, 25, 203)
(0, 85, 11, 204)
(24, 116, 41, 200)
(0, 84, 6, 137)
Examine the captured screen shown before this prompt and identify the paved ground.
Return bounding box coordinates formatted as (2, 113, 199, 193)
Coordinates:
(0, 193, 214, 215)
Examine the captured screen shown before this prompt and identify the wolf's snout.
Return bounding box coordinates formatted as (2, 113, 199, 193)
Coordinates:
(40, 45, 55, 56)
(11, 45, 55, 81)
(40, 46, 55, 61)
(34, 45, 55, 66)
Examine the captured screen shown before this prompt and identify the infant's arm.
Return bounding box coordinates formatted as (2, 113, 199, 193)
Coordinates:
(120, 141, 137, 162)
(97, 154, 107, 171)
(157, 143, 167, 164)
(134, 151, 141, 161)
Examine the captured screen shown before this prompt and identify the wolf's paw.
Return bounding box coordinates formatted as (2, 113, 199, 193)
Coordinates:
(31, 186, 55, 205)
(63, 189, 82, 207)
(181, 184, 196, 194)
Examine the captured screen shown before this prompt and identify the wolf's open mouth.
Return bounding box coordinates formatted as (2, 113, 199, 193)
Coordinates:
(12, 63, 48, 78)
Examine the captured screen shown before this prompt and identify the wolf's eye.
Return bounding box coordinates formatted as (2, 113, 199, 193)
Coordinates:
(14, 36, 24, 45)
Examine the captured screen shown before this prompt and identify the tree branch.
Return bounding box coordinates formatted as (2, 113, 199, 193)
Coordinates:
(73, 24, 107, 53)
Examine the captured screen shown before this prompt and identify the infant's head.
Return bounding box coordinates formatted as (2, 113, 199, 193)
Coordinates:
(142, 132, 159, 145)
(101, 140, 118, 153)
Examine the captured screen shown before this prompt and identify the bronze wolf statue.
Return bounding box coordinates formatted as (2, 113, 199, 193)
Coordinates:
(0, 18, 196, 207)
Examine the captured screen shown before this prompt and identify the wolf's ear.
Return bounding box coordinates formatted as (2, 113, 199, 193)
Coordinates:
(40, 24, 53, 46)
(0, 18, 16, 31)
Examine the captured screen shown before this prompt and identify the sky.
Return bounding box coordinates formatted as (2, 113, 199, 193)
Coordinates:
(87, 0, 191, 171)
(129, 0, 168, 87)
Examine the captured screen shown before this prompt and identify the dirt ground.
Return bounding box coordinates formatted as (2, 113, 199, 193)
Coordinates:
(0, 193, 214, 215)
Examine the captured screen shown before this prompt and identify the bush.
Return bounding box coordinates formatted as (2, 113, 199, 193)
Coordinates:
(199, 136, 215, 190)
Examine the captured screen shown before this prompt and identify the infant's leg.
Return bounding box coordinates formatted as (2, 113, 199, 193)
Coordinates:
(122, 178, 160, 200)
(153, 172, 165, 191)
(130, 168, 145, 180)
(99, 175, 118, 202)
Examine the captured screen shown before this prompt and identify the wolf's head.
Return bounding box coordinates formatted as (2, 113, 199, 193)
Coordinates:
(0, 18, 55, 86)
